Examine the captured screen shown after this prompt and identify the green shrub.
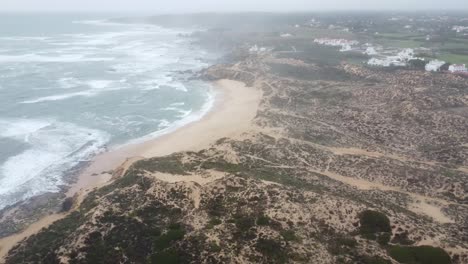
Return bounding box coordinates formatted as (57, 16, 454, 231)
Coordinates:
(336, 236, 358, 248)
(359, 210, 391, 234)
(136, 156, 189, 175)
(328, 236, 357, 255)
(149, 249, 180, 264)
(388, 245, 451, 264)
(359, 255, 392, 264)
(206, 218, 222, 229)
(281, 230, 300, 242)
(209, 242, 222, 253)
(168, 223, 182, 230)
(153, 228, 186, 251)
(256, 215, 271, 226)
(201, 161, 245, 174)
(362, 232, 377, 240)
(377, 233, 391, 245)
(209, 218, 222, 226)
(235, 215, 255, 231)
(206, 196, 225, 217)
(256, 238, 288, 263)
(391, 231, 414, 245)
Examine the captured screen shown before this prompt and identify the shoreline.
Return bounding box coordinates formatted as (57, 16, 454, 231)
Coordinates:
(68, 79, 261, 195)
(0, 79, 262, 261)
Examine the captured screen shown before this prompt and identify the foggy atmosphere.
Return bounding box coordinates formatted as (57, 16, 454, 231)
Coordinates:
(0, 1, 467, 263)
(1, 0, 468, 12)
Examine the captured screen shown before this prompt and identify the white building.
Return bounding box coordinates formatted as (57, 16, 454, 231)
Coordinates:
(368, 57, 406, 67)
(249, 45, 272, 54)
(367, 49, 416, 67)
(452, 26, 468, 33)
(313, 38, 359, 52)
(364, 47, 378, 55)
(425, 60, 445, 72)
(448, 64, 468, 73)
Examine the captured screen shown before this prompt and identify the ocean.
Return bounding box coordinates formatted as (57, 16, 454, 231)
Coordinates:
(0, 13, 216, 210)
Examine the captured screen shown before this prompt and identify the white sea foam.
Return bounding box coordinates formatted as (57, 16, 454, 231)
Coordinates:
(0, 119, 109, 210)
(0, 54, 114, 63)
(0, 36, 50, 41)
(0, 119, 51, 139)
(0, 17, 214, 210)
(86, 80, 113, 89)
(140, 76, 188, 92)
(161, 107, 182, 111)
(21, 80, 118, 104)
(172, 83, 188, 92)
(160, 106, 192, 118)
(177, 110, 193, 118)
(72, 19, 133, 27)
(158, 119, 171, 129)
(57, 77, 81, 89)
(58, 31, 161, 48)
(20, 91, 97, 104)
(123, 85, 216, 147)
(148, 88, 215, 138)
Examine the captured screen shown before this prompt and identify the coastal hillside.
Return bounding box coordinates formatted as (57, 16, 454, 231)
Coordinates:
(5, 45, 468, 263)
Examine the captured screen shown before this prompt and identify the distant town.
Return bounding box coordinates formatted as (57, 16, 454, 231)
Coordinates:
(252, 12, 468, 76)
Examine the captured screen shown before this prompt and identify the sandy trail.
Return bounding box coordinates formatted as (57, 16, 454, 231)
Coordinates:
(311, 168, 454, 224)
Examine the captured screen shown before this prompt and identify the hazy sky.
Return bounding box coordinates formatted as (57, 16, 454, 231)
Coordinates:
(1, 0, 468, 13)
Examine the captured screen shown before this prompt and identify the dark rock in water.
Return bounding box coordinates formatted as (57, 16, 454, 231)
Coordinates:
(60, 197, 75, 213)
(201, 64, 257, 86)
(0, 192, 64, 238)
(175, 69, 194, 76)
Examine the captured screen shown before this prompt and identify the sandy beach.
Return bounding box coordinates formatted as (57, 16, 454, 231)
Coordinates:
(0, 79, 262, 261)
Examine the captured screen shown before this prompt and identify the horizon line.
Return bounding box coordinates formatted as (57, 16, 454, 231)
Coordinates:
(1, 9, 468, 14)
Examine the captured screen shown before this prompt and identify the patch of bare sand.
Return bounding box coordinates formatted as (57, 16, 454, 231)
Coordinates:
(0, 80, 261, 262)
(409, 200, 453, 224)
(149, 170, 226, 210)
(261, 180, 282, 186)
(149, 170, 226, 185)
(309, 168, 454, 224)
(458, 167, 468, 174)
(330, 147, 401, 159)
(329, 147, 437, 166)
